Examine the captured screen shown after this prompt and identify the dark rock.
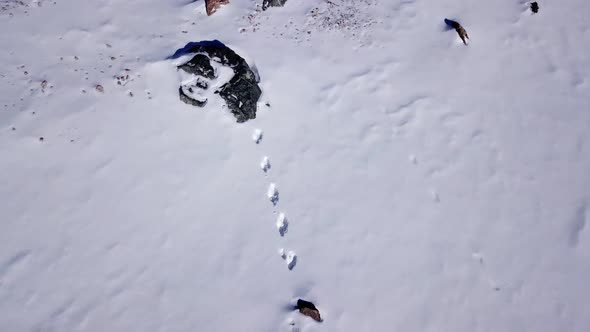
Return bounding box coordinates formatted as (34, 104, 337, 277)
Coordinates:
(195, 78, 209, 90)
(263, 0, 287, 10)
(178, 54, 215, 79)
(295, 299, 322, 322)
(179, 86, 207, 107)
(530, 2, 539, 13)
(175, 41, 261, 123)
(444, 18, 469, 45)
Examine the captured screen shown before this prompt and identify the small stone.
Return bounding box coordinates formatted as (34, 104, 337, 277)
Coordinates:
(530, 2, 539, 13)
(95, 85, 104, 93)
(444, 19, 469, 45)
(74, 56, 79, 60)
(11, 127, 16, 131)
(110, 56, 116, 61)
(295, 299, 322, 322)
(39, 137, 44, 142)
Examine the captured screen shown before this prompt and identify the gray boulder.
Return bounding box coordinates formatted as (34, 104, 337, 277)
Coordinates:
(175, 41, 261, 123)
(263, 0, 287, 10)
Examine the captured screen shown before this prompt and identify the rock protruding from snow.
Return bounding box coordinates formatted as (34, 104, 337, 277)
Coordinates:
(295, 299, 322, 322)
(262, 0, 287, 10)
(444, 19, 469, 45)
(205, 0, 229, 16)
(179, 54, 215, 79)
(179, 84, 208, 107)
(176, 41, 262, 123)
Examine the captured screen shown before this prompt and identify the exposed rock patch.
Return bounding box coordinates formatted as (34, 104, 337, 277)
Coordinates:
(262, 0, 287, 10)
(295, 299, 322, 322)
(174, 41, 261, 123)
(205, 0, 229, 16)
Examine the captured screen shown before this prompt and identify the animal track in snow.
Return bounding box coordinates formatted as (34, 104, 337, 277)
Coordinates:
(430, 189, 440, 202)
(252, 128, 263, 144)
(277, 213, 288, 237)
(568, 203, 588, 247)
(0, 250, 31, 281)
(261, 156, 271, 173)
(267, 183, 279, 206)
(279, 248, 297, 271)
(385, 96, 429, 133)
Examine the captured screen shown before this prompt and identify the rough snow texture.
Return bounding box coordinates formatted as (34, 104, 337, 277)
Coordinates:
(1, 0, 590, 332)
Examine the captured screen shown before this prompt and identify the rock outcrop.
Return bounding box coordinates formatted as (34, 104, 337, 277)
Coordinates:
(262, 0, 287, 10)
(176, 41, 261, 123)
(295, 299, 322, 322)
(205, 0, 229, 16)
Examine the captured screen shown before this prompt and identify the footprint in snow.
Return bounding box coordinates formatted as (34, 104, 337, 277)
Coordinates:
(252, 128, 263, 144)
(430, 189, 440, 202)
(261, 156, 271, 173)
(268, 183, 279, 206)
(279, 248, 297, 270)
(277, 213, 288, 236)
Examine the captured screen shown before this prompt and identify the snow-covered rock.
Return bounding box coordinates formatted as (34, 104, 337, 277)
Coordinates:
(175, 40, 262, 123)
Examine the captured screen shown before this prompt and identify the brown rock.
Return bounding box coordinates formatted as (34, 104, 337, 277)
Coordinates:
(296, 299, 322, 322)
(205, 0, 229, 16)
(300, 307, 322, 322)
(444, 19, 469, 45)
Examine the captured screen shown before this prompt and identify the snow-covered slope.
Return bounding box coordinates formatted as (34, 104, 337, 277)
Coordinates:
(1, 0, 589, 331)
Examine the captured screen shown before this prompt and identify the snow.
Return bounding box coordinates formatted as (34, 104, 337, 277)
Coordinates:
(1, 0, 590, 331)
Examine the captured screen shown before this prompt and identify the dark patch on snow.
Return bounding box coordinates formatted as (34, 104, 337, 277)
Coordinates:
(444, 18, 469, 45)
(295, 299, 322, 322)
(173, 40, 262, 123)
(178, 54, 215, 79)
(262, 0, 287, 10)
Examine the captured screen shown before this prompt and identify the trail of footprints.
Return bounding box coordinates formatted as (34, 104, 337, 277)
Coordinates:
(252, 128, 297, 271)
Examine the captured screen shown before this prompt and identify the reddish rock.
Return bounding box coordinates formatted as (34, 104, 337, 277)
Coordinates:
(296, 299, 322, 322)
(205, 0, 229, 16)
